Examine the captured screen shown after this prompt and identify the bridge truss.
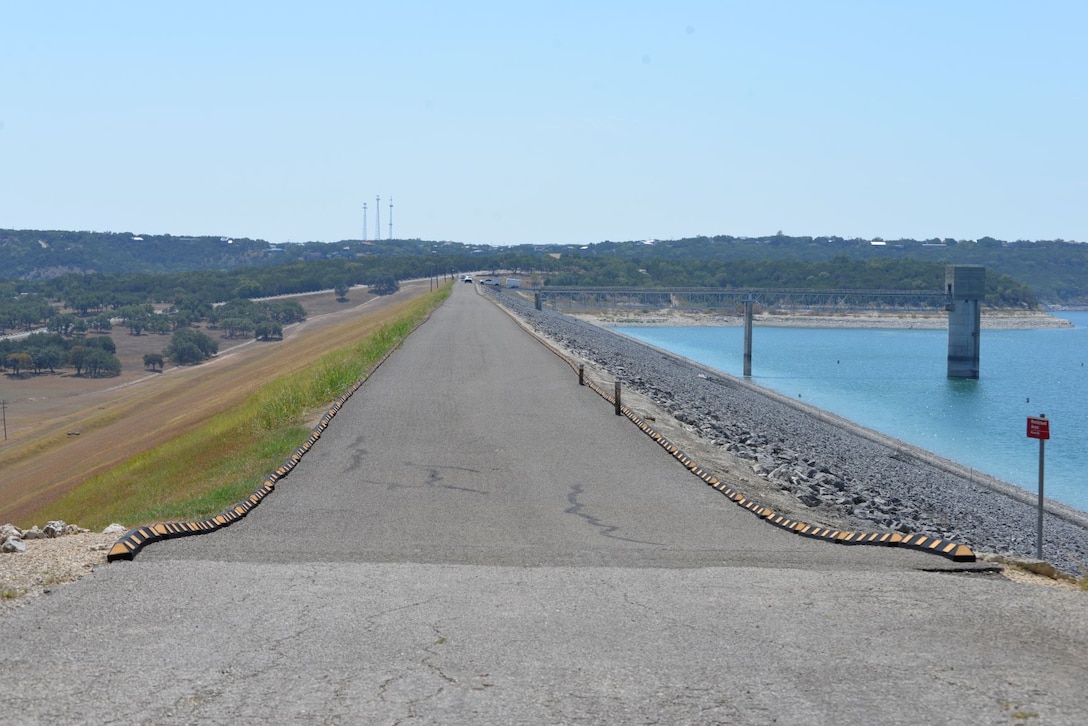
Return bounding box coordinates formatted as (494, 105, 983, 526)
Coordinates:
(535, 287, 951, 314)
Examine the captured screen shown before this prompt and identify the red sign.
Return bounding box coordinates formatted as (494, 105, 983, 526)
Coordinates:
(1027, 417, 1050, 440)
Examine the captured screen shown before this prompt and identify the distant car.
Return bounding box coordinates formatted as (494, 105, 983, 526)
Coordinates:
(481, 278, 500, 285)
(463, 276, 473, 283)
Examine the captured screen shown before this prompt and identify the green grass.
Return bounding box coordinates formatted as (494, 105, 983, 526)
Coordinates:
(30, 287, 450, 530)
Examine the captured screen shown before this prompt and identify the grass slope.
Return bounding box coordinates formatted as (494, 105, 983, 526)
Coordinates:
(14, 285, 450, 529)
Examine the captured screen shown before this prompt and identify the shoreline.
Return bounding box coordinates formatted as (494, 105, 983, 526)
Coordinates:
(572, 308, 1073, 330)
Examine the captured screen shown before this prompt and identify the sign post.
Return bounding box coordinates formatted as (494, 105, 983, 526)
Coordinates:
(1026, 414, 1049, 559)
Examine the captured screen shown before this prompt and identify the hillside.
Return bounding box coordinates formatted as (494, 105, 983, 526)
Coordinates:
(0, 229, 485, 278)
(552, 234, 1088, 305)
(2, 228, 1086, 304)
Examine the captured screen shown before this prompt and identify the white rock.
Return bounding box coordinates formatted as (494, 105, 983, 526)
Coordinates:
(42, 521, 67, 538)
(1, 537, 27, 553)
(102, 523, 126, 536)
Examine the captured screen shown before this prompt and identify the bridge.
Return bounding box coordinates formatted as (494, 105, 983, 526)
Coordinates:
(532, 286, 951, 314)
(527, 265, 984, 379)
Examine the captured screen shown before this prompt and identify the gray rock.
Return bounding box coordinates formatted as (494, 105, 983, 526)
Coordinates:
(2, 537, 26, 553)
(43, 521, 68, 538)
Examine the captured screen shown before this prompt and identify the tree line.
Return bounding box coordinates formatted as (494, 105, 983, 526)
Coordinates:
(5, 227, 1077, 301)
(1, 333, 121, 378)
(1, 293, 307, 378)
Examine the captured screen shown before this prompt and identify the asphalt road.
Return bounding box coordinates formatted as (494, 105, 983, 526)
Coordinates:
(2, 283, 1087, 725)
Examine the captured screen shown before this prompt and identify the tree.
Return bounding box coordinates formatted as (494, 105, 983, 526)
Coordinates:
(142, 314, 169, 335)
(118, 304, 153, 335)
(370, 276, 400, 295)
(165, 328, 218, 365)
(169, 310, 199, 330)
(68, 346, 88, 375)
(219, 317, 254, 339)
(85, 336, 117, 354)
(265, 300, 305, 324)
(83, 348, 121, 377)
(89, 314, 113, 332)
(255, 321, 283, 341)
(334, 281, 350, 300)
(165, 340, 203, 366)
(65, 291, 103, 315)
(6, 352, 32, 376)
(47, 312, 77, 336)
(143, 353, 165, 371)
(31, 345, 66, 374)
(233, 278, 262, 298)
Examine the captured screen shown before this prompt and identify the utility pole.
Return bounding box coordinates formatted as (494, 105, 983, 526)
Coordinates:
(388, 197, 394, 240)
(375, 195, 381, 241)
(363, 203, 367, 241)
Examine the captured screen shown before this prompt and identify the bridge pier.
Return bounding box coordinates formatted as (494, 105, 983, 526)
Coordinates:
(946, 265, 984, 379)
(743, 296, 754, 377)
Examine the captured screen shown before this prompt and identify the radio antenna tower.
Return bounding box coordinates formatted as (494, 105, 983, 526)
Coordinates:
(375, 195, 381, 241)
(362, 203, 368, 241)
(388, 197, 394, 240)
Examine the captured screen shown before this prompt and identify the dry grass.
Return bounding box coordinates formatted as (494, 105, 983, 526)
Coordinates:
(0, 282, 440, 527)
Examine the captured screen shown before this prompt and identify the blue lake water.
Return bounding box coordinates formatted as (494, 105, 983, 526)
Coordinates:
(616, 312, 1088, 514)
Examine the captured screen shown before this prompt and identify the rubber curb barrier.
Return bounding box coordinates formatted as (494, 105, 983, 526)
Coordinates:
(108, 307, 436, 562)
(107, 390, 351, 561)
(579, 369, 976, 563)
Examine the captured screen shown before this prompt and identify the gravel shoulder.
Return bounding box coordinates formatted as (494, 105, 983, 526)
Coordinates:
(0, 530, 117, 618)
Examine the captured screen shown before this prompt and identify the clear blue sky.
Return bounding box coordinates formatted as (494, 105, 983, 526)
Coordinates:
(2, 1, 1085, 246)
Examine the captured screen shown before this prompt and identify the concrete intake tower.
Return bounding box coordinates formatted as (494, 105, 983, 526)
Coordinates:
(946, 265, 984, 379)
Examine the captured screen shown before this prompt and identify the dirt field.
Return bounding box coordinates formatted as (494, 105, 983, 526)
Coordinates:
(0, 282, 432, 525)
